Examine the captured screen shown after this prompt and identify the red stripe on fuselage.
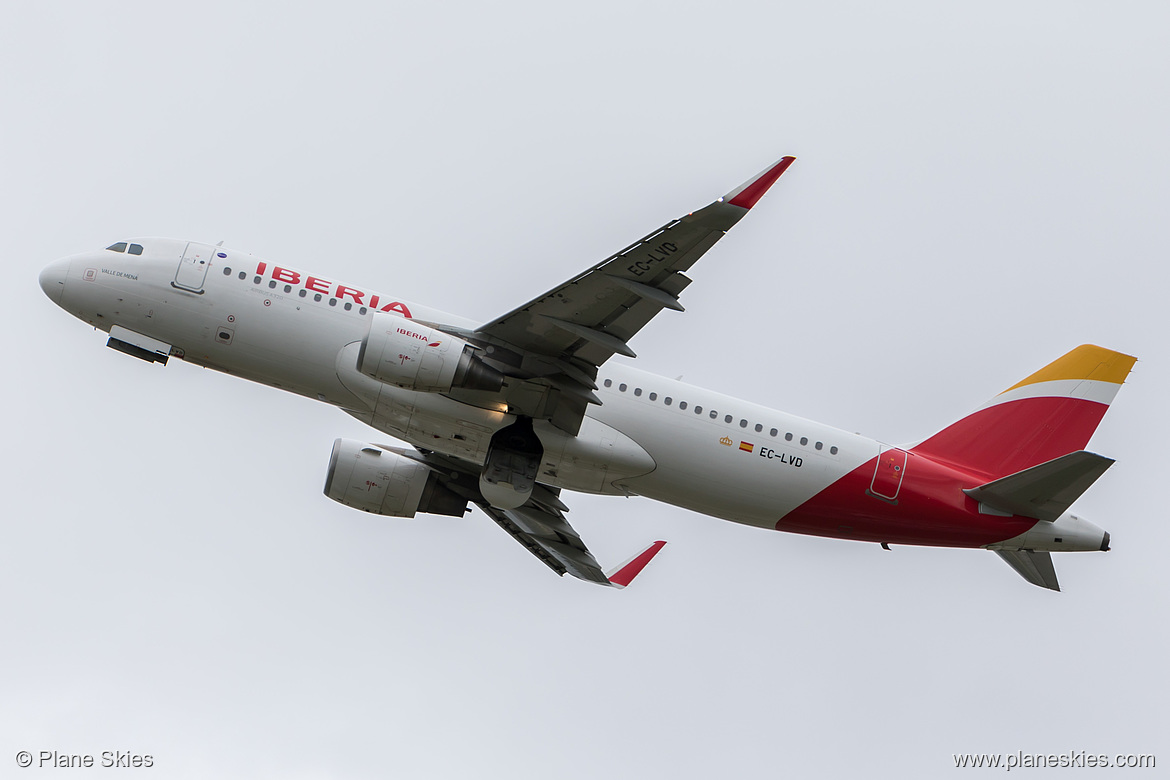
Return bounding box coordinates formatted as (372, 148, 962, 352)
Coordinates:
(777, 395, 1112, 547)
(911, 396, 1108, 479)
(777, 451, 1035, 548)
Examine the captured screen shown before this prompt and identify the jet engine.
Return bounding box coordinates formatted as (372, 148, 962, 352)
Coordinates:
(324, 438, 468, 517)
(358, 313, 504, 393)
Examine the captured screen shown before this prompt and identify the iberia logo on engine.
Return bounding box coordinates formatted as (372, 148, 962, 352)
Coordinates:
(396, 327, 441, 347)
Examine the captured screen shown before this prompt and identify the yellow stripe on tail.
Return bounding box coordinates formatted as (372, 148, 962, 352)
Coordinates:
(912, 344, 1136, 478)
(1003, 344, 1136, 394)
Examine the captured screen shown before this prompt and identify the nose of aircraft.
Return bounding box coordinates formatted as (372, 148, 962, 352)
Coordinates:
(39, 258, 70, 305)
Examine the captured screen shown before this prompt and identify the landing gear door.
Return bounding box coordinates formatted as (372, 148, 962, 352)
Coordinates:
(173, 242, 214, 293)
(869, 447, 908, 501)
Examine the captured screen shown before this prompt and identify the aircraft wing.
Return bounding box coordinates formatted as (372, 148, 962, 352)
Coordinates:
(463, 157, 795, 433)
(478, 499, 666, 587)
(478, 499, 613, 584)
(406, 447, 666, 587)
(478, 156, 794, 364)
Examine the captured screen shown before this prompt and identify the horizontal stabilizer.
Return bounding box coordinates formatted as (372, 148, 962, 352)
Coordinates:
(964, 450, 1114, 522)
(995, 549, 1060, 591)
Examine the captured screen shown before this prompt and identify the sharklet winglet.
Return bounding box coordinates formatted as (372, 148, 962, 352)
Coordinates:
(606, 540, 667, 588)
(724, 156, 796, 210)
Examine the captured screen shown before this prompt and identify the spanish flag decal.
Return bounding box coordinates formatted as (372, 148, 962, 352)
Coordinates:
(739, 441, 754, 453)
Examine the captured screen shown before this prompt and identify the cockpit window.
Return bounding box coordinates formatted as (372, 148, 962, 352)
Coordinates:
(106, 242, 128, 253)
(128, 243, 143, 255)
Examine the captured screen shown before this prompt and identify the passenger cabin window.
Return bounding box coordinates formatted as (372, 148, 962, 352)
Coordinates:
(106, 242, 128, 253)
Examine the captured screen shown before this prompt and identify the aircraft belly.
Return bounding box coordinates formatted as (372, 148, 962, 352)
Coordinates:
(378, 399, 504, 462)
(343, 382, 656, 496)
(534, 417, 657, 495)
(632, 441, 859, 529)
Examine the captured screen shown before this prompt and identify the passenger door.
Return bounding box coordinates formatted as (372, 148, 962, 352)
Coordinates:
(173, 242, 214, 293)
(869, 447, 908, 501)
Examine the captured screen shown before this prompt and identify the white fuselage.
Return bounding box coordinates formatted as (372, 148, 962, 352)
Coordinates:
(45, 239, 874, 531)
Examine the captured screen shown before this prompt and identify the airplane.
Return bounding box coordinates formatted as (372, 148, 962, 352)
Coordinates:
(38, 156, 1135, 591)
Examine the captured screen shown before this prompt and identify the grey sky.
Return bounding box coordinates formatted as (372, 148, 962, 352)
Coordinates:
(3, 1, 1167, 777)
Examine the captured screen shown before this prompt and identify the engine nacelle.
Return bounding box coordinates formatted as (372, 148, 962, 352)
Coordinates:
(324, 438, 468, 518)
(358, 313, 503, 393)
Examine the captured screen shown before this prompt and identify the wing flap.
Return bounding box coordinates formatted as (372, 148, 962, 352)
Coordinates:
(477, 502, 612, 585)
(482, 504, 569, 577)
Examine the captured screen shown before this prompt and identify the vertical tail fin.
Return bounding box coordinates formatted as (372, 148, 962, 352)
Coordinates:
(911, 345, 1136, 478)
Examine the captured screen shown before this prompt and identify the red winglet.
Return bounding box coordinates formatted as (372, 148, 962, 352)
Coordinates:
(607, 541, 667, 588)
(725, 156, 796, 210)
